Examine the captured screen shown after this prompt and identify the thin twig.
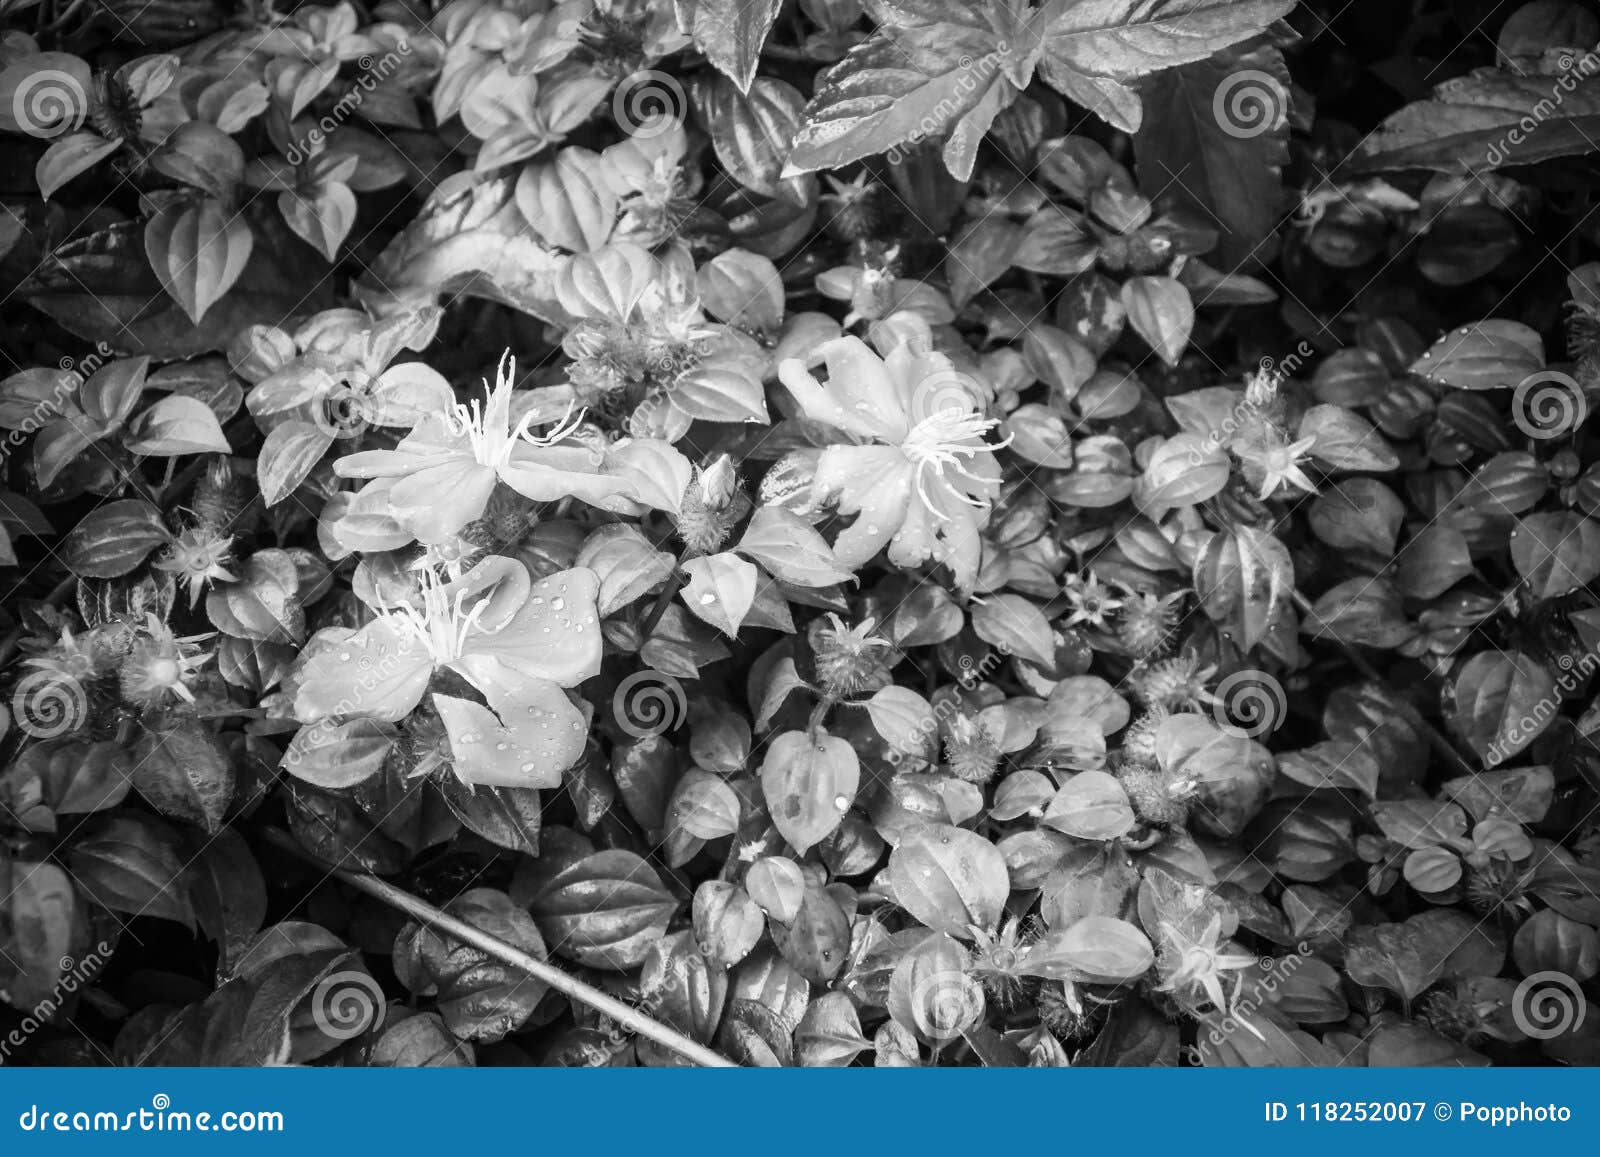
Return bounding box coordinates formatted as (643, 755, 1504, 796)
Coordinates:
(261, 828, 736, 1068)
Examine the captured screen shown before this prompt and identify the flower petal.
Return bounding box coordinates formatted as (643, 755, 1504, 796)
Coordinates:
(388, 460, 497, 542)
(603, 438, 692, 513)
(433, 677, 586, 789)
(371, 362, 453, 425)
(293, 618, 432, 722)
(499, 443, 637, 511)
(813, 446, 910, 567)
(451, 566, 602, 690)
(778, 335, 904, 441)
(333, 414, 466, 478)
(891, 488, 986, 593)
(439, 554, 532, 634)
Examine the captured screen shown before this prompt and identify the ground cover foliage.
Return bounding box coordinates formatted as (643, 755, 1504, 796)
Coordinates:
(2, 0, 1600, 1067)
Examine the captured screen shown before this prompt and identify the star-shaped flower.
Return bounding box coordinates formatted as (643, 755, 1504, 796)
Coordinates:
(1243, 431, 1319, 501)
(1062, 571, 1123, 628)
(1155, 913, 1258, 1017)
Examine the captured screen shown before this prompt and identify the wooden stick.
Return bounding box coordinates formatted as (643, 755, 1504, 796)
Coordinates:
(261, 828, 737, 1068)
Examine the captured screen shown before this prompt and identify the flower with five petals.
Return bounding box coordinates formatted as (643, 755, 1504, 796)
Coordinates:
(777, 336, 1005, 591)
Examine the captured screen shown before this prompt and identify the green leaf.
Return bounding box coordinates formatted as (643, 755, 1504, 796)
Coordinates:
(144, 199, 254, 324)
(1193, 525, 1294, 654)
(515, 148, 618, 252)
(1354, 67, 1600, 173)
(682, 0, 783, 93)
(69, 814, 195, 928)
(149, 121, 245, 201)
(1409, 320, 1544, 391)
(1448, 650, 1559, 765)
(1120, 276, 1192, 365)
(405, 889, 549, 1042)
(1303, 578, 1412, 649)
(124, 394, 231, 455)
(1039, 0, 1294, 131)
(134, 723, 234, 834)
(278, 184, 357, 262)
(1041, 0, 1294, 76)
(282, 717, 398, 789)
(971, 593, 1055, 668)
(681, 552, 758, 637)
(784, 35, 1007, 179)
(886, 823, 1009, 939)
(1511, 511, 1600, 599)
(1044, 769, 1136, 840)
(760, 729, 859, 852)
(1, 861, 77, 1008)
(61, 500, 169, 579)
(258, 420, 335, 507)
(527, 850, 677, 971)
(36, 132, 120, 200)
(736, 506, 852, 587)
(1133, 42, 1290, 270)
(1025, 916, 1154, 981)
(690, 75, 806, 200)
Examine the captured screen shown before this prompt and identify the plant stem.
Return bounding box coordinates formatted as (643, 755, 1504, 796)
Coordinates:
(261, 828, 736, 1068)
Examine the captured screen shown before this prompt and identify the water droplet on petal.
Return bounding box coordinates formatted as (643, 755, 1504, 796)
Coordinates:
(699, 592, 717, 604)
(834, 795, 849, 810)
